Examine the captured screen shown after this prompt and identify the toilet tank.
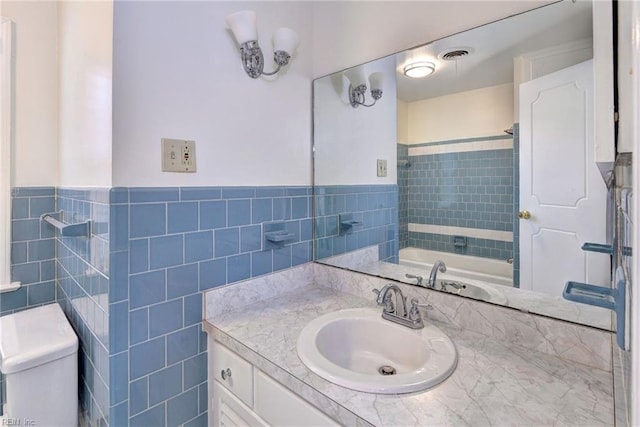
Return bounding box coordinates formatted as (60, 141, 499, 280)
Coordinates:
(0, 303, 79, 426)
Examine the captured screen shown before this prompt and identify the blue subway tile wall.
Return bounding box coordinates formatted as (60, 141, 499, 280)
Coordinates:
(512, 124, 520, 287)
(5, 187, 57, 316)
(54, 187, 111, 426)
(407, 148, 513, 231)
(403, 137, 514, 262)
(314, 185, 399, 263)
(397, 144, 409, 249)
(109, 186, 314, 427)
(408, 231, 513, 261)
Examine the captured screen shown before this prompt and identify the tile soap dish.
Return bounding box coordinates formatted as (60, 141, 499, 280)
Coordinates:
(339, 213, 362, 229)
(563, 267, 627, 348)
(563, 281, 616, 310)
(265, 230, 295, 243)
(263, 221, 295, 248)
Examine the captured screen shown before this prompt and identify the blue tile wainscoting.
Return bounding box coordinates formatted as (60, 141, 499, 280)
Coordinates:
(314, 185, 399, 263)
(403, 135, 514, 262)
(6, 187, 57, 315)
(55, 188, 111, 426)
(4, 185, 314, 426)
(109, 186, 314, 427)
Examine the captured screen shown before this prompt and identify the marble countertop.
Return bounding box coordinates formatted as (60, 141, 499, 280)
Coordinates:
(204, 284, 613, 427)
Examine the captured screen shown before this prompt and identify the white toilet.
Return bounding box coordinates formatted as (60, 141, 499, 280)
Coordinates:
(0, 303, 79, 426)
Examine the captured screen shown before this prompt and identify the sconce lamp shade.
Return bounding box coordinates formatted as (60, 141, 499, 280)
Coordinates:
(344, 67, 367, 88)
(368, 72, 384, 91)
(273, 27, 299, 55)
(225, 10, 258, 45)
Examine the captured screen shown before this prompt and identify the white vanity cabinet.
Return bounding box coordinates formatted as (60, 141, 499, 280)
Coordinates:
(209, 339, 340, 427)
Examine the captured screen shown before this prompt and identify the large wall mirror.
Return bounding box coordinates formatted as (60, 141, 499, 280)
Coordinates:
(313, 0, 615, 330)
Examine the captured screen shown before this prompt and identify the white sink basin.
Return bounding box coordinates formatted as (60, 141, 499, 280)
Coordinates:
(296, 308, 457, 394)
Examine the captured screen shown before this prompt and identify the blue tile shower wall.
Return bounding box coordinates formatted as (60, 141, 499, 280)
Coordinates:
(405, 137, 513, 261)
(109, 186, 314, 427)
(398, 145, 409, 250)
(314, 185, 399, 263)
(55, 188, 111, 426)
(512, 124, 520, 286)
(408, 231, 513, 261)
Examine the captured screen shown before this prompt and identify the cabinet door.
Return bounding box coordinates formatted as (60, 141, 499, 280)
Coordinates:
(254, 370, 339, 427)
(212, 381, 267, 427)
(211, 341, 254, 407)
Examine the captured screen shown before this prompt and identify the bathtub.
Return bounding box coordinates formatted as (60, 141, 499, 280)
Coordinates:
(398, 247, 513, 287)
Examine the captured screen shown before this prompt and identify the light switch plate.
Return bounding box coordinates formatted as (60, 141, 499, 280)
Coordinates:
(377, 159, 387, 177)
(162, 138, 197, 172)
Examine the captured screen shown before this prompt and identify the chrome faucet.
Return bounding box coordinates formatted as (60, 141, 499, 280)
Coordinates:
(428, 260, 447, 288)
(372, 284, 432, 329)
(374, 284, 407, 318)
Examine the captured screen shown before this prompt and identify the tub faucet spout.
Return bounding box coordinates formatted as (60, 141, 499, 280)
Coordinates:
(428, 260, 447, 288)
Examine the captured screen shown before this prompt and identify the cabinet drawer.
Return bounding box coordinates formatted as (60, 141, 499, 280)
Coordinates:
(211, 341, 253, 406)
(254, 370, 339, 427)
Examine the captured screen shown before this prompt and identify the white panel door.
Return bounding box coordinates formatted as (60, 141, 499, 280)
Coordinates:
(519, 59, 609, 295)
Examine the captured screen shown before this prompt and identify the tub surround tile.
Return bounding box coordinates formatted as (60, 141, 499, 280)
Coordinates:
(204, 281, 613, 427)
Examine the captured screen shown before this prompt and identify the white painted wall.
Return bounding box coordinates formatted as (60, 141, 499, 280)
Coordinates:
(314, 56, 397, 186)
(112, 1, 313, 187)
(1, 0, 556, 188)
(0, 1, 58, 187)
(58, 1, 113, 187)
(406, 83, 513, 144)
(311, 1, 554, 79)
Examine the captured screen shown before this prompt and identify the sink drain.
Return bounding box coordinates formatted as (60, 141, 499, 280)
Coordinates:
(378, 365, 397, 376)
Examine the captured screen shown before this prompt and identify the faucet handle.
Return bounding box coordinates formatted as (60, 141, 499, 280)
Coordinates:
(408, 298, 432, 323)
(410, 298, 433, 311)
(405, 273, 424, 286)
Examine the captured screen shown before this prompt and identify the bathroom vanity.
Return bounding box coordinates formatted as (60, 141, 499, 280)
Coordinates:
(204, 264, 614, 427)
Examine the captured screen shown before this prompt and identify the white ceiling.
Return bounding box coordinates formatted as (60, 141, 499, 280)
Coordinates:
(396, 0, 593, 102)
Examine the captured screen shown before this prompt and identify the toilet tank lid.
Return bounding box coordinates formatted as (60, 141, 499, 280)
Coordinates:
(0, 303, 78, 374)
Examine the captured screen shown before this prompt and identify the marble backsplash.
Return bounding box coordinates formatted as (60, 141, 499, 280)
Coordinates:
(206, 262, 613, 372)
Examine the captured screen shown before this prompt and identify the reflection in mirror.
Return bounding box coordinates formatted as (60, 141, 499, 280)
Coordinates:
(313, 0, 614, 330)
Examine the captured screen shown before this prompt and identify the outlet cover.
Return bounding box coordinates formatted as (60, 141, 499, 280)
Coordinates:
(162, 138, 197, 172)
(376, 159, 387, 177)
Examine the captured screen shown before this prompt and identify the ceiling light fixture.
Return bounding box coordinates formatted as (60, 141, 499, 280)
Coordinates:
(403, 62, 436, 78)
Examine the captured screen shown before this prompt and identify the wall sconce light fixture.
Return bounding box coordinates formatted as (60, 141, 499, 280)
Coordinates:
(403, 61, 436, 78)
(225, 10, 299, 79)
(344, 68, 384, 108)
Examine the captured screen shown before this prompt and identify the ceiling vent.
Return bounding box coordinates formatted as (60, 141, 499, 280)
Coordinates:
(438, 47, 474, 61)
(441, 50, 469, 61)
